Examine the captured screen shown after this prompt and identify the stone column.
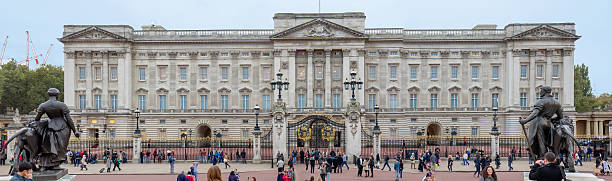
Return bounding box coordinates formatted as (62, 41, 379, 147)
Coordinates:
(345, 99, 362, 164)
(132, 132, 142, 163)
(272, 102, 288, 160)
(586, 120, 591, 136)
(490, 131, 501, 160)
(528, 49, 536, 106)
(252, 129, 262, 163)
(599, 120, 604, 136)
(6, 123, 23, 161)
(594, 121, 600, 137)
(307, 50, 314, 107)
(373, 129, 381, 160)
(324, 49, 332, 107)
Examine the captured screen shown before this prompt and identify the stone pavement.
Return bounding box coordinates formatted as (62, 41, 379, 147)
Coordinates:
(0, 160, 609, 180)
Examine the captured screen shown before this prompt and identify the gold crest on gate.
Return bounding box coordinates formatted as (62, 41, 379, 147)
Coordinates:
(321, 126, 335, 141)
(297, 126, 311, 141)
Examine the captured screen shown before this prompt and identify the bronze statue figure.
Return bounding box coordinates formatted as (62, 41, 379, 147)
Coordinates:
(520, 86, 562, 159)
(33, 88, 80, 170)
(520, 86, 580, 172)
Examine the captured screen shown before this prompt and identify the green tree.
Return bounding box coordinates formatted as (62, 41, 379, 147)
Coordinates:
(574, 64, 596, 112)
(0, 61, 64, 114)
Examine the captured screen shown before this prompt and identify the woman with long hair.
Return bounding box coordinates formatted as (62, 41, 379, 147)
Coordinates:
(207, 165, 222, 181)
(479, 166, 498, 181)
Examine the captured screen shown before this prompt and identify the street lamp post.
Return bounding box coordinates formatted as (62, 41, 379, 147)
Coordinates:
(134, 108, 141, 135)
(374, 105, 380, 131)
(491, 106, 499, 132)
(343, 70, 363, 101)
(254, 105, 261, 131)
(271, 71, 290, 101)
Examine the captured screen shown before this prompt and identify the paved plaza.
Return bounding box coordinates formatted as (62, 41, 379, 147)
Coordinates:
(1, 160, 610, 180)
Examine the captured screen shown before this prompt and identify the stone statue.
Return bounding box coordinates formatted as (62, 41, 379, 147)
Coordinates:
(33, 88, 80, 170)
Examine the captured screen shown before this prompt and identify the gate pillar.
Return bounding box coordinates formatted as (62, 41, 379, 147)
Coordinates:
(252, 129, 262, 163)
(345, 99, 362, 163)
(272, 101, 288, 160)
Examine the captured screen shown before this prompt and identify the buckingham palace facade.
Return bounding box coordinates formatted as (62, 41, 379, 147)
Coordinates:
(59, 12, 579, 139)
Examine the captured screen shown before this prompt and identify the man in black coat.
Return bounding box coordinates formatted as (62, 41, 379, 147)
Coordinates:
(357, 155, 363, 176)
(529, 152, 565, 181)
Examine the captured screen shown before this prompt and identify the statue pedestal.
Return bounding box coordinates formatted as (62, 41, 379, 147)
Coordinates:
(33, 168, 69, 181)
(523, 172, 604, 181)
(132, 132, 142, 163)
(252, 129, 262, 164)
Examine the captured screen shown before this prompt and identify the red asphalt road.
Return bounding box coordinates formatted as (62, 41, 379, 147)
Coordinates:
(72, 164, 612, 181)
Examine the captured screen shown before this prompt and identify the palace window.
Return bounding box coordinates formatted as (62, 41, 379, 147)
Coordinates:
(241, 129, 250, 138)
(451, 65, 458, 79)
(492, 93, 500, 108)
(368, 66, 377, 80)
(410, 66, 418, 80)
(520, 93, 527, 107)
(139, 53, 146, 57)
(368, 94, 376, 109)
(94, 95, 101, 109)
(79, 67, 86, 80)
(263, 66, 271, 81)
(315, 94, 324, 108)
(471, 93, 479, 108)
(160, 120, 166, 124)
(389, 94, 398, 109)
(390, 51, 398, 56)
(492, 66, 499, 79)
(241, 95, 250, 110)
(160, 53, 166, 56)
(332, 94, 341, 108)
(200, 53, 207, 56)
(200, 95, 208, 110)
(411, 118, 417, 123)
(472, 51, 481, 56)
(431, 52, 439, 56)
(242, 67, 249, 81)
(410, 94, 418, 108)
(159, 95, 167, 110)
(430, 94, 438, 108)
(297, 94, 306, 108)
(181, 120, 187, 124)
(471, 127, 478, 136)
(552, 64, 560, 78)
(180, 67, 187, 81)
(158, 66, 168, 81)
(242, 120, 248, 124)
(139, 95, 146, 110)
(262, 95, 271, 110)
(553, 92, 559, 101)
(332, 66, 341, 80)
(220, 53, 229, 57)
(410, 52, 418, 57)
(179, 95, 187, 110)
(431, 65, 438, 79)
(242, 53, 249, 57)
(451, 52, 459, 57)
(471, 66, 479, 79)
(200, 67, 208, 80)
(262, 52, 270, 56)
(389, 65, 397, 80)
(94, 67, 101, 80)
(221, 120, 228, 124)
(368, 52, 376, 56)
(451, 93, 458, 108)
(520, 65, 528, 78)
(110, 95, 117, 110)
(452, 118, 458, 122)
(315, 66, 323, 79)
(297, 66, 306, 80)
(79, 95, 86, 109)
(536, 65, 544, 78)
(221, 95, 229, 110)
(221, 67, 229, 81)
(180, 53, 188, 56)
(139, 67, 146, 81)
(390, 119, 397, 123)
(492, 52, 500, 56)
(110, 66, 117, 80)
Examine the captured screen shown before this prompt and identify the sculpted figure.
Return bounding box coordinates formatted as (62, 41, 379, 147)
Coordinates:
(34, 88, 80, 170)
(520, 86, 562, 159)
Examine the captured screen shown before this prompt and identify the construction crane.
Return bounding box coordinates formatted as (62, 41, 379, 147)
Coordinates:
(0, 36, 7, 65)
(21, 30, 42, 68)
(41, 43, 53, 66)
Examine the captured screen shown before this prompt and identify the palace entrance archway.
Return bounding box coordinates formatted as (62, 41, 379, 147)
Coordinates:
(426, 123, 442, 145)
(196, 124, 212, 138)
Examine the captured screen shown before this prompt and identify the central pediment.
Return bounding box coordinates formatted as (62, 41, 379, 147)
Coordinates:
(270, 19, 367, 40)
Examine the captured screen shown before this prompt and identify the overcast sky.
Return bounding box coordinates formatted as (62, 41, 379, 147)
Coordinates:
(1, 0, 610, 95)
